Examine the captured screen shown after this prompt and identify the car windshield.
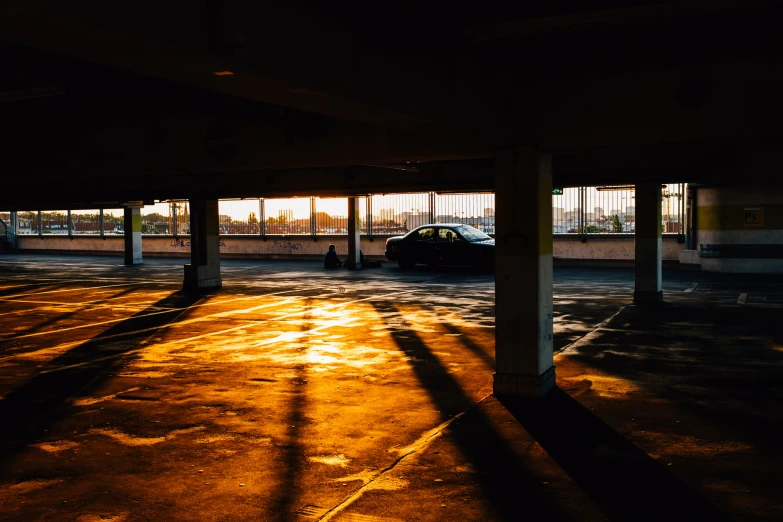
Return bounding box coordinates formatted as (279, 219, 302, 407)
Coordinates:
(455, 225, 491, 242)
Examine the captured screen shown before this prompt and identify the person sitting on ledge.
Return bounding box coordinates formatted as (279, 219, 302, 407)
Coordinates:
(324, 244, 342, 269)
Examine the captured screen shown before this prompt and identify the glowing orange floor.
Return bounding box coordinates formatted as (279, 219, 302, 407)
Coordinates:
(0, 255, 780, 521)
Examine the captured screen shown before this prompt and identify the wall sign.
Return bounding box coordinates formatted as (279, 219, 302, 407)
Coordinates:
(743, 208, 764, 228)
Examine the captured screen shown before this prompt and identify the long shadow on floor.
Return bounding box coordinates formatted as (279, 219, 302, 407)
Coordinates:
(565, 302, 783, 452)
(0, 286, 139, 342)
(500, 389, 729, 521)
(273, 298, 312, 522)
(371, 300, 578, 520)
(0, 290, 204, 463)
(372, 300, 730, 521)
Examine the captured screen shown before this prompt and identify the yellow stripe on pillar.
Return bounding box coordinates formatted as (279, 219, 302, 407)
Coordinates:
(131, 212, 142, 233)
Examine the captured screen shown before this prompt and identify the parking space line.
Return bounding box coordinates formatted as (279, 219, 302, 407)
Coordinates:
(685, 283, 698, 293)
(1, 288, 309, 342)
(1, 285, 369, 361)
(0, 281, 142, 301)
(738, 293, 748, 304)
(0, 300, 163, 315)
(0, 296, 303, 364)
(36, 289, 418, 374)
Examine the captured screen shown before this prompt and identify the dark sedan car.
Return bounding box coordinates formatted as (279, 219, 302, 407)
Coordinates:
(385, 224, 494, 269)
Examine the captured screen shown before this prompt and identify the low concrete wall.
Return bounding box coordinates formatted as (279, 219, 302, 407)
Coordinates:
(696, 184, 783, 273)
(19, 234, 685, 263)
(553, 235, 684, 261)
(700, 257, 783, 274)
(18, 235, 389, 259)
(679, 249, 700, 265)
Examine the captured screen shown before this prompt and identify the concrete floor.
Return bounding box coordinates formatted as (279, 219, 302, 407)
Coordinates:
(0, 255, 780, 521)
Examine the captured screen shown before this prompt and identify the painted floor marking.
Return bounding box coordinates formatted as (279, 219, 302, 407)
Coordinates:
(35, 289, 418, 374)
(685, 283, 698, 293)
(27, 297, 307, 371)
(0, 275, 182, 286)
(738, 293, 748, 305)
(0, 300, 170, 316)
(316, 395, 491, 522)
(2, 285, 384, 363)
(153, 288, 420, 353)
(0, 281, 142, 301)
(557, 305, 627, 356)
(0, 278, 89, 287)
(1, 288, 308, 342)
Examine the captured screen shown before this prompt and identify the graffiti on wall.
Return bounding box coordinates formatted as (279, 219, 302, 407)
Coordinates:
(272, 240, 302, 251)
(170, 240, 227, 248)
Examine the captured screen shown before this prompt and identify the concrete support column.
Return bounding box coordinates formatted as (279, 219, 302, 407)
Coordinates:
(685, 184, 697, 250)
(123, 207, 143, 265)
(345, 197, 361, 269)
(494, 147, 555, 398)
(10, 212, 19, 249)
(634, 182, 663, 303)
(184, 199, 222, 291)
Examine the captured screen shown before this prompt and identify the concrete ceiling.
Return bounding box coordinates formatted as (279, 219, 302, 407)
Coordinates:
(2, 1, 783, 207)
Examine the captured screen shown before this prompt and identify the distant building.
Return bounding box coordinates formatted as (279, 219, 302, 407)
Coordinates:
(378, 208, 395, 222)
(396, 212, 428, 231)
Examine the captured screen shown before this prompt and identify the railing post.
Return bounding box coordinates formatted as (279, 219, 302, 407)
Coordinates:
(259, 198, 266, 240)
(678, 182, 685, 242)
(67, 209, 73, 239)
(171, 203, 178, 239)
(10, 211, 19, 249)
(310, 196, 317, 241)
(37, 210, 42, 237)
(429, 192, 436, 224)
(100, 209, 105, 239)
(367, 195, 373, 241)
(579, 187, 586, 242)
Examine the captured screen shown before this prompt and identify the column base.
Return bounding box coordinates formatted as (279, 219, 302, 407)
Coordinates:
(183, 264, 222, 292)
(124, 258, 143, 266)
(493, 367, 556, 398)
(633, 290, 663, 304)
(344, 261, 360, 270)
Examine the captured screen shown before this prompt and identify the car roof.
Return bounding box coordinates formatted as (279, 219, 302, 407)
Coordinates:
(413, 223, 468, 229)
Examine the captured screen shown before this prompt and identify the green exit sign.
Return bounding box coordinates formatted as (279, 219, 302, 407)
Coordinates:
(552, 188, 564, 195)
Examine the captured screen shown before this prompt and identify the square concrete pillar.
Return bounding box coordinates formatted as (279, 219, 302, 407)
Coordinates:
(345, 197, 361, 269)
(123, 207, 143, 265)
(184, 199, 222, 291)
(494, 147, 555, 398)
(634, 182, 663, 303)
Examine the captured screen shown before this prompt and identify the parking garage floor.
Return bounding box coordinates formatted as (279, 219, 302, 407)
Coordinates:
(0, 255, 781, 521)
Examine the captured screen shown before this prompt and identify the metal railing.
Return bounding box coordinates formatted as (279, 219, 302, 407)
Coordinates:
(0, 216, 16, 250)
(10, 184, 685, 240)
(554, 184, 685, 237)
